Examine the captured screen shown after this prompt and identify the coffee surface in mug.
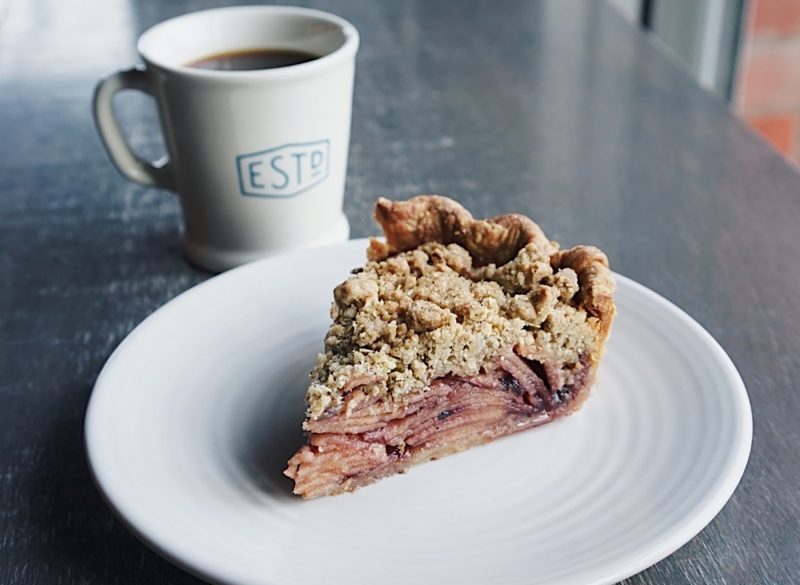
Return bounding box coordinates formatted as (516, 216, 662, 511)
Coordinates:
(187, 48, 319, 71)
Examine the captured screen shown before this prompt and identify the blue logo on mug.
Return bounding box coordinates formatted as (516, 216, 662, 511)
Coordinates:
(236, 140, 330, 198)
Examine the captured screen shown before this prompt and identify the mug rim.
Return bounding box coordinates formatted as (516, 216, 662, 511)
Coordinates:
(137, 5, 359, 81)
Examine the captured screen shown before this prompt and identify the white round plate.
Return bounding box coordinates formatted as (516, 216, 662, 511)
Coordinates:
(86, 239, 752, 585)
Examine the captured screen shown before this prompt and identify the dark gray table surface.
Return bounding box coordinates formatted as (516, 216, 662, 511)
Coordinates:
(2, 0, 799, 583)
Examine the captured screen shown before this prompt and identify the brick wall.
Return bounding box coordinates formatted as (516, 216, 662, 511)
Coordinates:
(736, 0, 800, 163)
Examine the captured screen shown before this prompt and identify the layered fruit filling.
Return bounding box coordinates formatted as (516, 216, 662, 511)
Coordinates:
(285, 351, 592, 499)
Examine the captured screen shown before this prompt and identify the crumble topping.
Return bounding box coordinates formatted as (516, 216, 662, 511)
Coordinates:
(306, 241, 599, 419)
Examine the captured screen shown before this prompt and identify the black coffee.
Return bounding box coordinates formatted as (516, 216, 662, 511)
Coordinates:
(187, 48, 319, 71)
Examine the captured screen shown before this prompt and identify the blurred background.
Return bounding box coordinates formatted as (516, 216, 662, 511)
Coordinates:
(1, 0, 796, 166)
(609, 0, 800, 165)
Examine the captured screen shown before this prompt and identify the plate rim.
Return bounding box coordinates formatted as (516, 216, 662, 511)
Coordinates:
(84, 238, 753, 585)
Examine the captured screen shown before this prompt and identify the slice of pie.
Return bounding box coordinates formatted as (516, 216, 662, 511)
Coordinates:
(285, 195, 616, 498)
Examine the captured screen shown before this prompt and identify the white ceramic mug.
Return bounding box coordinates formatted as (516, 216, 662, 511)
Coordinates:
(93, 6, 359, 272)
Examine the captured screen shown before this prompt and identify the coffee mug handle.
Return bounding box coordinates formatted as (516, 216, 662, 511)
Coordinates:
(93, 67, 175, 190)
